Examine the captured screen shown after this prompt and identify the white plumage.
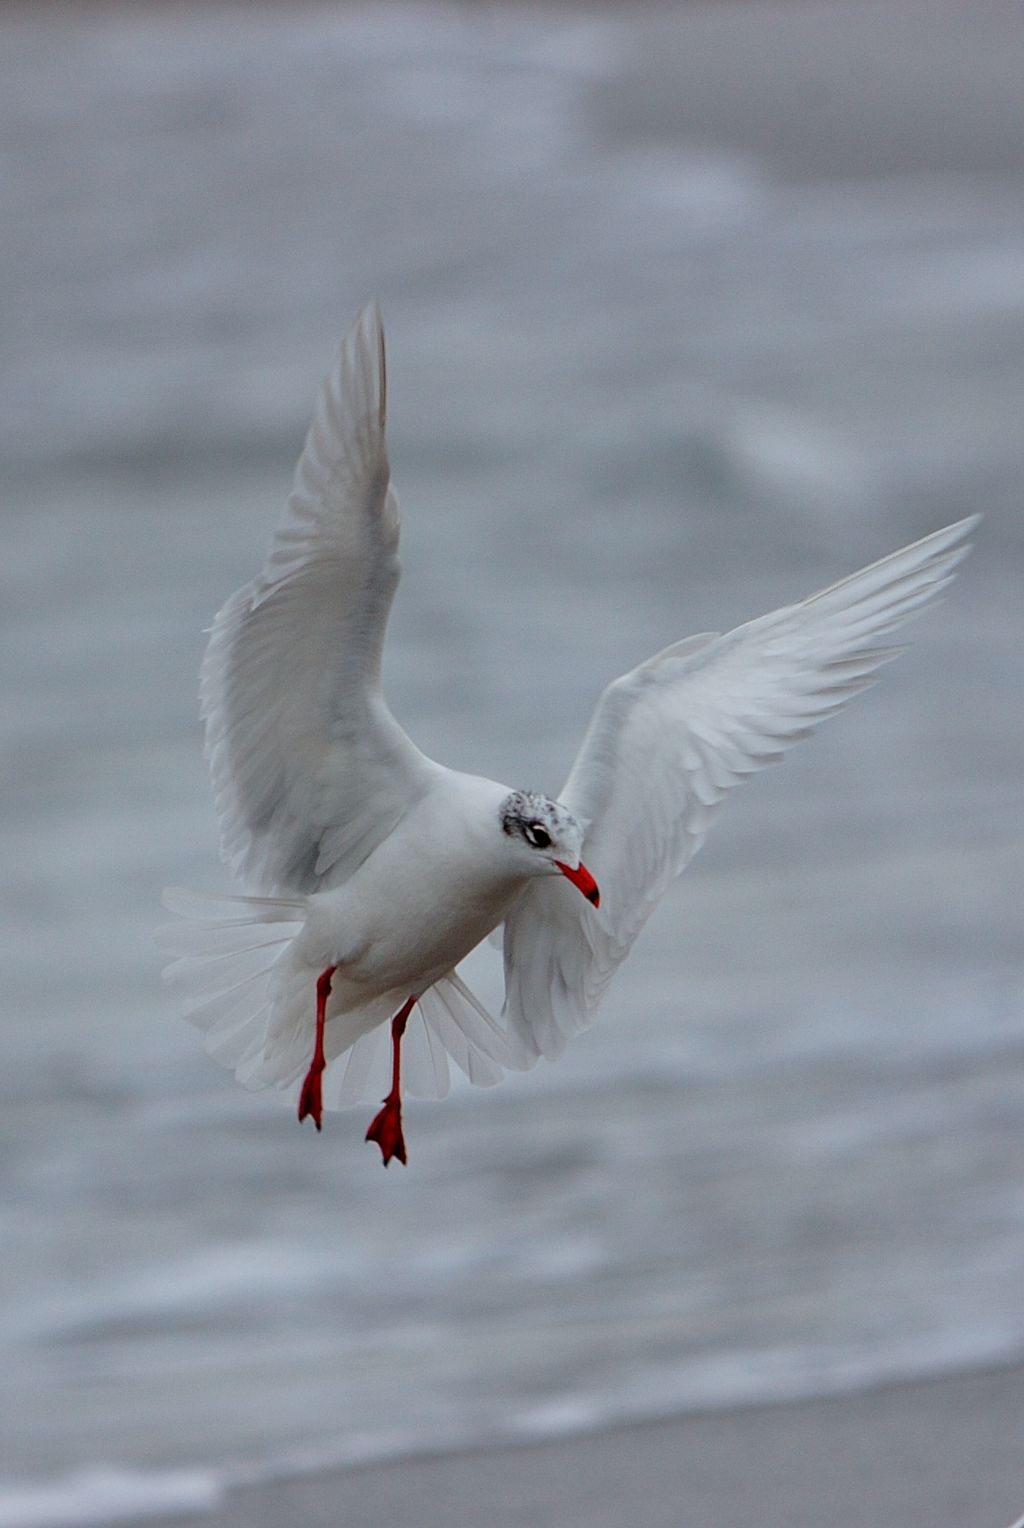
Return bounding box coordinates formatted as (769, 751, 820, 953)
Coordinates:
(160, 302, 978, 1163)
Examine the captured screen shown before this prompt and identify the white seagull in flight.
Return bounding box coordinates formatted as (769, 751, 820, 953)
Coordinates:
(161, 303, 978, 1166)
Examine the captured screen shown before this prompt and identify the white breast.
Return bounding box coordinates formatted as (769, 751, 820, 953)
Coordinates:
(298, 769, 521, 1000)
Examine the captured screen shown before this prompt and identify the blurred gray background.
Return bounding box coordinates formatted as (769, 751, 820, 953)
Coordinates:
(1, 1, 1022, 1521)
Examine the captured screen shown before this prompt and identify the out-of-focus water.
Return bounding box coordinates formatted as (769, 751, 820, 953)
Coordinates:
(2, 2, 1023, 1520)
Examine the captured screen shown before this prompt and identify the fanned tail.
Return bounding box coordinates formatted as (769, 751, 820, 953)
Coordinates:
(160, 888, 518, 1110)
(324, 973, 517, 1110)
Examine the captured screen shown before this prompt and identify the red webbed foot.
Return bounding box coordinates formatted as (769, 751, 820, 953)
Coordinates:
(364, 996, 416, 1166)
(365, 1095, 407, 1167)
(297, 1065, 324, 1131)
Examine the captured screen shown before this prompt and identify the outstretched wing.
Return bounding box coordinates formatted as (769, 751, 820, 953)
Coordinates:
(501, 516, 980, 1065)
(202, 303, 439, 894)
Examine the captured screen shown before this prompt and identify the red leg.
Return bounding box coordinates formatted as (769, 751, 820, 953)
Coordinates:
(365, 995, 417, 1167)
(298, 965, 336, 1131)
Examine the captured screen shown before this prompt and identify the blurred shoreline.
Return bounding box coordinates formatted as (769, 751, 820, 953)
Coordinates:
(122, 1360, 1024, 1528)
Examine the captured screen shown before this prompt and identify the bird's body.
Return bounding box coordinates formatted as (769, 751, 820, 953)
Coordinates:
(298, 770, 530, 998)
(161, 302, 978, 1165)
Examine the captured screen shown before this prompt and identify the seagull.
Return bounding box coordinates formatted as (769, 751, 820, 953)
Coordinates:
(161, 302, 978, 1166)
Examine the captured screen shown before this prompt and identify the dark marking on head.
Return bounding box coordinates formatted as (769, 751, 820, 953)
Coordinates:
(499, 790, 581, 854)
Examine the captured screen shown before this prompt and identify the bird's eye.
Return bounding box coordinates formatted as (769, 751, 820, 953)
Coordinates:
(524, 823, 551, 849)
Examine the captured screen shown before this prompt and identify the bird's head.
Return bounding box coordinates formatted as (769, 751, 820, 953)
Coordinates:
(499, 791, 599, 906)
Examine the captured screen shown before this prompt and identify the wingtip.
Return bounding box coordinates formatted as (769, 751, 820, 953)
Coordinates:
(349, 299, 386, 431)
(940, 511, 983, 544)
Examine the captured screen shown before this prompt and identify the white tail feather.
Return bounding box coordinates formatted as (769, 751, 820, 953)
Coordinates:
(160, 887, 514, 1109)
(326, 975, 515, 1108)
(159, 888, 306, 1084)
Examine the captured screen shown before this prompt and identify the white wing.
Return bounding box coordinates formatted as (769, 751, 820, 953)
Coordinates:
(202, 303, 439, 894)
(502, 516, 980, 1064)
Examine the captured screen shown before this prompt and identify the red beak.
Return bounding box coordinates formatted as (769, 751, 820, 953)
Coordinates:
(555, 860, 600, 907)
